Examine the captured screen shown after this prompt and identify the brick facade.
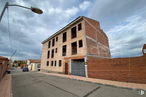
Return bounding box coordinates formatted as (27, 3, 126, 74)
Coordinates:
(87, 56, 146, 84)
(84, 17, 110, 58)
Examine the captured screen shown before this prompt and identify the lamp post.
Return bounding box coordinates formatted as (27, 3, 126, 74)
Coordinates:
(0, 2, 43, 22)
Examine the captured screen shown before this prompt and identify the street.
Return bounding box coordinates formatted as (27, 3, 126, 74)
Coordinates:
(12, 68, 145, 97)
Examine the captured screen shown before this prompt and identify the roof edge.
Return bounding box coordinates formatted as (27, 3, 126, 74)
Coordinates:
(42, 16, 83, 44)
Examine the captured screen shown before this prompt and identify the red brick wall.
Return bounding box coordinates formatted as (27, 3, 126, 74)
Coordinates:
(97, 31, 104, 44)
(85, 21, 97, 40)
(87, 56, 146, 84)
(84, 17, 101, 34)
(86, 38, 98, 55)
(84, 17, 111, 58)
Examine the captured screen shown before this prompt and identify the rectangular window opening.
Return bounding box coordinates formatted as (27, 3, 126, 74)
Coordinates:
(63, 32, 67, 42)
(55, 48, 57, 53)
(51, 61, 53, 66)
(71, 42, 77, 55)
(51, 49, 54, 58)
(62, 45, 67, 56)
(56, 37, 58, 42)
(79, 40, 83, 48)
(78, 23, 82, 31)
(71, 26, 76, 39)
(47, 51, 50, 58)
(0, 62, 2, 65)
(55, 61, 56, 66)
(48, 41, 51, 48)
(52, 39, 55, 47)
(59, 60, 62, 67)
(47, 61, 49, 66)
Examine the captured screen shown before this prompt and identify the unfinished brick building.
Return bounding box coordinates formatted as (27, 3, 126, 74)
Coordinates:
(41, 16, 111, 77)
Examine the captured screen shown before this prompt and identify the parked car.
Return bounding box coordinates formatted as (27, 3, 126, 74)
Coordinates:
(6, 70, 11, 74)
(11, 67, 14, 70)
(22, 68, 29, 72)
(38, 68, 41, 71)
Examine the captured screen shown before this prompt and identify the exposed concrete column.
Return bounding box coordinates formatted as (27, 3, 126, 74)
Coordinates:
(69, 58, 71, 74)
(84, 56, 88, 78)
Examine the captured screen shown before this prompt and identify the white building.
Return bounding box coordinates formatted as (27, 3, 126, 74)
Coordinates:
(27, 59, 41, 71)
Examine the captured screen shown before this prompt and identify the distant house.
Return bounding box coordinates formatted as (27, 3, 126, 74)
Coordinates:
(20, 64, 27, 69)
(0, 56, 9, 81)
(27, 59, 41, 71)
(23, 60, 27, 63)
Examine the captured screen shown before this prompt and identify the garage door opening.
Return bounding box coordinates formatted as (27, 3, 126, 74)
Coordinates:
(71, 59, 85, 77)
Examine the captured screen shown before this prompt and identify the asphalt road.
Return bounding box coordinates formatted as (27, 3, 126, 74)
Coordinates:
(12, 68, 146, 97)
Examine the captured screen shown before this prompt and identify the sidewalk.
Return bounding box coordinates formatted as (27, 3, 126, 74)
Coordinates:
(0, 74, 11, 97)
(38, 72, 146, 91)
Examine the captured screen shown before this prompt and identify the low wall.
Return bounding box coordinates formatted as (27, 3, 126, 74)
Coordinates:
(87, 56, 146, 84)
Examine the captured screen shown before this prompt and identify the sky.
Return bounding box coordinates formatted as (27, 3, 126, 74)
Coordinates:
(0, 0, 146, 60)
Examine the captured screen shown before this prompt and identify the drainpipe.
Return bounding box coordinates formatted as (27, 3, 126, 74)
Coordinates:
(83, 17, 88, 78)
(84, 56, 88, 78)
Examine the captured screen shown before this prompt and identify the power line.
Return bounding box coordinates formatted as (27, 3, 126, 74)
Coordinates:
(7, 7, 13, 53)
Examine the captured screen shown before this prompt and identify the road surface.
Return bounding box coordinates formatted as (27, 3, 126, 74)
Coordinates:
(12, 68, 145, 97)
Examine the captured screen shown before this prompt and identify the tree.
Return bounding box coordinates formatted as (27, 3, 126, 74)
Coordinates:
(18, 62, 26, 67)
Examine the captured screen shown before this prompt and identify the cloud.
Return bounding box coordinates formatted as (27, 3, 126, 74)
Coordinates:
(107, 13, 146, 58)
(65, 7, 79, 16)
(0, 0, 146, 60)
(89, 0, 146, 31)
(79, 1, 91, 11)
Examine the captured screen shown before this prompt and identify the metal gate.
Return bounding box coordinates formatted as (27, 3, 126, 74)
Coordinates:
(71, 59, 85, 77)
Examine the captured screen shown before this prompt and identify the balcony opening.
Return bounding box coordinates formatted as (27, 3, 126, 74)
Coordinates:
(71, 26, 76, 39)
(51, 49, 54, 58)
(62, 45, 67, 56)
(79, 40, 83, 48)
(78, 23, 82, 31)
(63, 32, 67, 42)
(52, 39, 55, 47)
(47, 50, 50, 58)
(72, 42, 77, 55)
(48, 41, 51, 48)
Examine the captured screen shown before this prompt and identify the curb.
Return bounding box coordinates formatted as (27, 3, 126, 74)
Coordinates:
(39, 72, 146, 91)
(11, 73, 13, 97)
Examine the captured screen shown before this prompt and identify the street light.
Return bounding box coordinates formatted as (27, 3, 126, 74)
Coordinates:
(0, 2, 43, 22)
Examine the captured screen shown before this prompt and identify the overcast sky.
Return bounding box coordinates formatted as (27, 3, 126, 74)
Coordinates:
(0, 0, 146, 60)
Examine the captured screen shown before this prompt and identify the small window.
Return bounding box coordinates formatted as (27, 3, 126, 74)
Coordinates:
(59, 60, 62, 67)
(71, 42, 77, 55)
(55, 61, 56, 66)
(52, 39, 55, 47)
(79, 40, 83, 48)
(48, 41, 51, 48)
(47, 61, 49, 66)
(47, 51, 50, 58)
(63, 32, 67, 42)
(51, 61, 53, 66)
(71, 26, 76, 39)
(62, 45, 67, 56)
(55, 48, 57, 53)
(56, 37, 58, 42)
(78, 23, 82, 31)
(51, 49, 54, 58)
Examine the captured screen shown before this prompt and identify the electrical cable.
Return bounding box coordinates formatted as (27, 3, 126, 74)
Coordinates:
(7, 7, 13, 53)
